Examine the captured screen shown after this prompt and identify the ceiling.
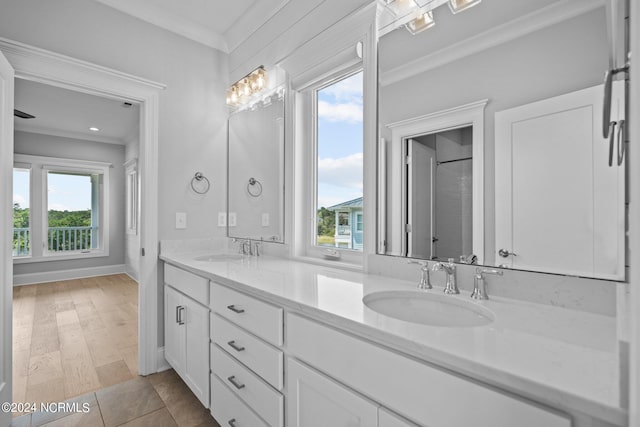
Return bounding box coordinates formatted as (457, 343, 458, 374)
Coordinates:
(92, 0, 290, 52)
(14, 79, 140, 145)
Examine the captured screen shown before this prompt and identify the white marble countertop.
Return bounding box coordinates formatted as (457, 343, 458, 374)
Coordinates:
(160, 250, 625, 425)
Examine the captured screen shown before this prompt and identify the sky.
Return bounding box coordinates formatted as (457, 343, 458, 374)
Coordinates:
(13, 169, 93, 212)
(316, 71, 364, 209)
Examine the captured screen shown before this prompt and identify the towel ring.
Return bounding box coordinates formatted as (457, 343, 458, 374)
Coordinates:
(247, 177, 262, 197)
(191, 172, 210, 194)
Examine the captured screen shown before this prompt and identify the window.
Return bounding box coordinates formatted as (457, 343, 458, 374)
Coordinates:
(125, 159, 138, 235)
(314, 71, 364, 252)
(356, 213, 363, 232)
(46, 170, 99, 253)
(13, 166, 31, 257)
(13, 154, 110, 262)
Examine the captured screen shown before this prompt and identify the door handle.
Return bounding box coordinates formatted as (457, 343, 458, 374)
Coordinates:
(608, 121, 617, 167)
(175, 305, 181, 324)
(498, 249, 518, 258)
(178, 306, 185, 325)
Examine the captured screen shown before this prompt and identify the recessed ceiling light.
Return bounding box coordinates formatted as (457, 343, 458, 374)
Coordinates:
(89, 127, 100, 132)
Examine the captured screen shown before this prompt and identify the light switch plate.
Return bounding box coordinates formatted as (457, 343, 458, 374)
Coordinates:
(228, 212, 237, 227)
(262, 213, 269, 227)
(217, 212, 227, 227)
(175, 212, 187, 229)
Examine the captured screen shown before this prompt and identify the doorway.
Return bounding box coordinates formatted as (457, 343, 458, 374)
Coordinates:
(11, 78, 142, 409)
(0, 38, 165, 423)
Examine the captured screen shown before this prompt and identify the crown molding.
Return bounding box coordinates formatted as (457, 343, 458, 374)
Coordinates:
(380, 0, 606, 86)
(0, 37, 166, 98)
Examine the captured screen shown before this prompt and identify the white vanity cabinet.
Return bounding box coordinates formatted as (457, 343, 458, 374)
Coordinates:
(163, 265, 210, 408)
(287, 313, 572, 427)
(287, 357, 378, 427)
(209, 281, 284, 427)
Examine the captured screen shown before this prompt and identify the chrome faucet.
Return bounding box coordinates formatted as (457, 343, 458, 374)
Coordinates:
(471, 268, 503, 300)
(432, 258, 458, 294)
(407, 260, 432, 290)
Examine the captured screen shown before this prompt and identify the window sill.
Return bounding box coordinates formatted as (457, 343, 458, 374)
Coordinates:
(13, 250, 109, 264)
(292, 252, 364, 272)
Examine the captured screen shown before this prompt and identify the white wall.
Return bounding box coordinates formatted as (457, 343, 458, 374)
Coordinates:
(13, 131, 125, 276)
(0, 0, 229, 243)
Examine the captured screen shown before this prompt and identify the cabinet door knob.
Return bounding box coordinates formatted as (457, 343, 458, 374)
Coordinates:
(227, 375, 246, 390)
(227, 305, 245, 314)
(227, 340, 246, 352)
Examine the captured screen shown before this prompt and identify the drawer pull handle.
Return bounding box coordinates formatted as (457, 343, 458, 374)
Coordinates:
(227, 375, 245, 390)
(178, 306, 185, 325)
(227, 340, 245, 352)
(228, 419, 238, 427)
(227, 305, 245, 314)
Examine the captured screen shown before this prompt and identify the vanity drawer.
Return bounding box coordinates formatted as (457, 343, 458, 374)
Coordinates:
(287, 313, 571, 427)
(164, 264, 208, 303)
(211, 374, 270, 427)
(210, 282, 283, 346)
(211, 343, 283, 427)
(211, 313, 284, 390)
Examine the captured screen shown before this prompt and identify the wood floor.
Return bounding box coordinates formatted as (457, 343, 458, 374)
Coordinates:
(12, 274, 139, 415)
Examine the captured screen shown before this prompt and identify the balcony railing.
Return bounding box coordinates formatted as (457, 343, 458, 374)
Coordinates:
(12, 227, 30, 257)
(337, 225, 351, 235)
(48, 226, 96, 252)
(12, 226, 97, 256)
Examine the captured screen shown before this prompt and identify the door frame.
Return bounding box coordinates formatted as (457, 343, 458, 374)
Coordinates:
(0, 37, 166, 376)
(386, 99, 487, 263)
(0, 47, 15, 427)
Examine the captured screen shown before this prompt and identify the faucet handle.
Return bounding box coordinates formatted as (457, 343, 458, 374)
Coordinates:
(408, 260, 432, 290)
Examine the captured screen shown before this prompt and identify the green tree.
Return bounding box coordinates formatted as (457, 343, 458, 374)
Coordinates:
(316, 207, 335, 237)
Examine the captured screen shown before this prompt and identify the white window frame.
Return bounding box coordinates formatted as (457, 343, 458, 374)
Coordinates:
(296, 65, 365, 266)
(12, 162, 32, 258)
(13, 154, 111, 263)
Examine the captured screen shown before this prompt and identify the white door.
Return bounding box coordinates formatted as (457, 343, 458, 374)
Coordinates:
(495, 84, 625, 279)
(0, 50, 14, 427)
(406, 139, 435, 259)
(287, 357, 378, 427)
(183, 299, 209, 408)
(163, 286, 185, 374)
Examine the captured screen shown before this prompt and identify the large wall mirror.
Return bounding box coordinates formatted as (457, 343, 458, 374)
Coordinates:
(228, 95, 285, 243)
(377, 0, 626, 280)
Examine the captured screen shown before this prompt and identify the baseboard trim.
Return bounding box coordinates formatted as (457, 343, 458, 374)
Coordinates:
(156, 347, 171, 373)
(13, 264, 126, 286)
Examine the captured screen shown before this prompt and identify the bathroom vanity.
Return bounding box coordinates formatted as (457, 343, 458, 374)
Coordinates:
(160, 249, 625, 427)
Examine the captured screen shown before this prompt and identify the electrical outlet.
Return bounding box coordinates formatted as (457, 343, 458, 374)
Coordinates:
(175, 212, 187, 229)
(262, 213, 269, 227)
(217, 212, 227, 227)
(228, 212, 237, 227)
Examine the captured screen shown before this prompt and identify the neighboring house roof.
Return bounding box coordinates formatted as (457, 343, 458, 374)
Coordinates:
(327, 197, 363, 211)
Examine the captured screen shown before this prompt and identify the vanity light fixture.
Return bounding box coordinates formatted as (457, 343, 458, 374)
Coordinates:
(226, 66, 268, 107)
(448, 0, 482, 14)
(383, 0, 481, 35)
(384, 0, 419, 16)
(405, 10, 435, 34)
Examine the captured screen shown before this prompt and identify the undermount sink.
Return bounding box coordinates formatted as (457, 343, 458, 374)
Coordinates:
(363, 290, 494, 328)
(193, 253, 244, 262)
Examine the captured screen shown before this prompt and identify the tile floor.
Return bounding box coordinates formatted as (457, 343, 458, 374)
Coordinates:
(13, 275, 139, 411)
(11, 369, 222, 427)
